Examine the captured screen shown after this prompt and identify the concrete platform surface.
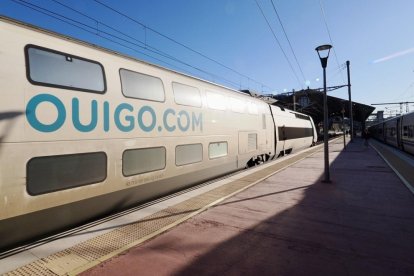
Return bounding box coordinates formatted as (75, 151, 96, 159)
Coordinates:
(81, 139, 414, 276)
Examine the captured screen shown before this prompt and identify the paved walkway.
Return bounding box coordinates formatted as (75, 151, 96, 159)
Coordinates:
(82, 138, 414, 276)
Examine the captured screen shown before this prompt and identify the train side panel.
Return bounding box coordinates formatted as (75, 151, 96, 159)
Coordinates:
(0, 17, 279, 250)
(383, 118, 398, 147)
(401, 112, 414, 154)
(369, 111, 414, 156)
(270, 106, 315, 156)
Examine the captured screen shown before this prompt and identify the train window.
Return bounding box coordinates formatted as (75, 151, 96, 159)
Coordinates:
(403, 126, 408, 137)
(206, 91, 227, 110)
(123, 147, 166, 176)
(176, 144, 203, 166)
(230, 98, 246, 113)
(172, 82, 202, 107)
(27, 152, 107, 195)
(262, 114, 266, 129)
(120, 69, 165, 102)
(209, 142, 228, 159)
(248, 133, 257, 151)
(25, 45, 106, 93)
(247, 102, 258, 114)
(294, 113, 310, 120)
(409, 126, 414, 138)
(278, 127, 313, 140)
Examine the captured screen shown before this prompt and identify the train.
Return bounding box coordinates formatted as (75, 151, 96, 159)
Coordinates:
(0, 16, 318, 252)
(369, 111, 414, 155)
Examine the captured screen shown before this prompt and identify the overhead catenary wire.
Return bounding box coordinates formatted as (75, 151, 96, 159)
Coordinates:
(10, 0, 243, 88)
(319, 0, 345, 83)
(9, 0, 183, 70)
(255, 0, 303, 89)
(48, 0, 199, 75)
(328, 62, 346, 80)
(270, 0, 307, 83)
(92, 0, 274, 92)
(392, 81, 414, 102)
(10, 0, 187, 71)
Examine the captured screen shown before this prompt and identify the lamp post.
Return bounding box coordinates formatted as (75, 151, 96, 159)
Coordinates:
(346, 60, 354, 142)
(341, 107, 346, 149)
(315, 44, 332, 183)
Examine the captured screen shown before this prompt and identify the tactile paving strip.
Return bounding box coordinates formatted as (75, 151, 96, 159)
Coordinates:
(5, 146, 322, 276)
(370, 140, 414, 194)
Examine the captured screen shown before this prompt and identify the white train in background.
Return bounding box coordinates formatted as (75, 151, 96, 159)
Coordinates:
(0, 16, 317, 251)
(369, 111, 414, 155)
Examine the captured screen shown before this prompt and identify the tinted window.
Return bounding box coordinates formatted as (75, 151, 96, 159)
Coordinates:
(247, 102, 258, 114)
(176, 144, 203, 166)
(27, 152, 107, 195)
(262, 114, 266, 129)
(278, 127, 313, 140)
(403, 126, 408, 137)
(172, 82, 202, 107)
(230, 98, 246, 113)
(123, 147, 166, 176)
(206, 91, 227, 110)
(209, 142, 228, 159)
(120, 69, 165, 102)
(26, 45, 105, 93)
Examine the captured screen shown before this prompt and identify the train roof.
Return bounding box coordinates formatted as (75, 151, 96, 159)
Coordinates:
(369, 110, 414, 128)
(0, 15, 265, 103)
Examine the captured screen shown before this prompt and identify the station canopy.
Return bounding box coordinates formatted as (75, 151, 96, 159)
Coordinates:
(242, 88, 375, 126)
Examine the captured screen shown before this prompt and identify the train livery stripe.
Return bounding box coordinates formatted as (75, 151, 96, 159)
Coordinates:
(278, 127, 313, 140)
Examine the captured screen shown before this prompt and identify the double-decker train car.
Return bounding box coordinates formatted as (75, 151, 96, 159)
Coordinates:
(0, 16, 317, 251)
(369, 111, 414, 154)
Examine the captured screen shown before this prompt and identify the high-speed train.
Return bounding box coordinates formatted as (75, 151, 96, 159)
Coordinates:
(0, 16, 317, 251)
(369, 111, 414, 155)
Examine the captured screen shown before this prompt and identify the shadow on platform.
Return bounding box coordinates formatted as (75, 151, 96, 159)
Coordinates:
(169, 138, 414, 275)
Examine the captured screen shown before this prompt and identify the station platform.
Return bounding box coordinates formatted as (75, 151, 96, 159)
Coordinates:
(3, 137, 414, 275)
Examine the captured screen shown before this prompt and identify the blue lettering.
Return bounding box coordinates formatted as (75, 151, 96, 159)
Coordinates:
(177, 110, 190, 132)
(138, 106, 156, 132)
(72, 98, 97, 132)
(103, 101, 110, 132)
(26, 93, 204, 134)
(163, 108, 176, 132)
(26, 94, 66, 132)
(192, 112, 203, 131)
(114, 103, 134, 132)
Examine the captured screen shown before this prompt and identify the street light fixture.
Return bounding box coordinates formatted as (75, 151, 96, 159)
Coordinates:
(315, 44, 332, 183)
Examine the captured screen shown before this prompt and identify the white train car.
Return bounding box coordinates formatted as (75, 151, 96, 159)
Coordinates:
(401, 112, 414, 154)
(383, 117, 399, 148)
(0, 16, 316, 251)
(370, 111, 414, 155)
(271, 106, 317, 156)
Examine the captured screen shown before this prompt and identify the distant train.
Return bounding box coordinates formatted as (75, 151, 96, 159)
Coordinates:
(369, 111, 414, 155)
(0, 16, 318, 251)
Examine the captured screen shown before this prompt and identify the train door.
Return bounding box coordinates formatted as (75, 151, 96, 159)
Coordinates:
(269, 105, 278, 159)
(384, 122, 388, 144)
(279, 125, 286, 155)
(398, 117, 403, 150)
(238, 131, 258, 167)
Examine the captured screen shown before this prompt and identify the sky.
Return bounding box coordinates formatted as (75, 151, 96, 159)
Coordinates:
(2, 0, 414, 117)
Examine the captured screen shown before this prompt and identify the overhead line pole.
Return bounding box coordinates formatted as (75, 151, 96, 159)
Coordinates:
(346, 61, 354, 142)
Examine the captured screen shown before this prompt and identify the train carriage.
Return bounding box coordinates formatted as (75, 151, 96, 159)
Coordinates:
(370, 111, 414, 155)
(0, 16, 317, 251)
(401, 112, 414, 154)
(383, 117, 399, 148)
